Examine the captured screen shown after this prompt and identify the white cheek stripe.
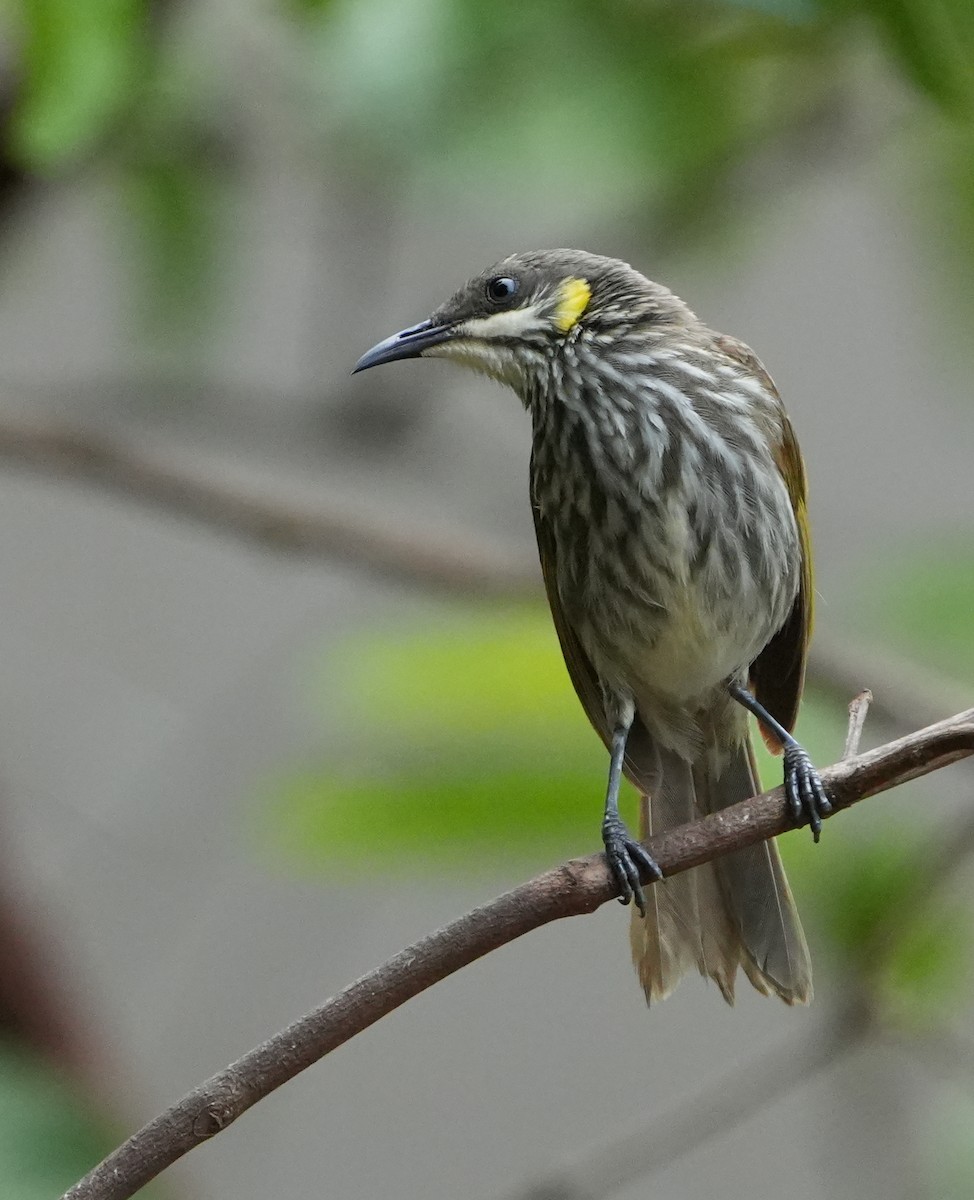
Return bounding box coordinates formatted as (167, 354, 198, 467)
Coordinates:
(457, 303, 547, 341)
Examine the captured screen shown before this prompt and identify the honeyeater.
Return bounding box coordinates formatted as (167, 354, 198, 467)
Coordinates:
(354, 249, 830, 1005)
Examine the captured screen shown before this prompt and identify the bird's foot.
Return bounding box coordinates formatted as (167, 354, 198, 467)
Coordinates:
(602, 816, 662, 917)
(783, 743, 832, 843)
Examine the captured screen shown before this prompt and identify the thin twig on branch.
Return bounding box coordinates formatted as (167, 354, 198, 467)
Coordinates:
(843, 689, 872, 759)
(807, 638, 972, 738)
(61, 707, 974, 1200)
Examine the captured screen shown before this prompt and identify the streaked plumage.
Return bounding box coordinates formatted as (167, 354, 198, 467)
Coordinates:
(354, 249, 829, 1006)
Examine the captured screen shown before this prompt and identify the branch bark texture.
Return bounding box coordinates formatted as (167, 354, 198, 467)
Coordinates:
(62, 707, 974, 1200)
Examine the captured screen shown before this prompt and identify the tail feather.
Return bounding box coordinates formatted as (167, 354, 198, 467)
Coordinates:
(624, 725, 696, 1000)
(629, 755, 705, 1001)
(708, 742, 812, 1004)
(627, 727, 811, 1005)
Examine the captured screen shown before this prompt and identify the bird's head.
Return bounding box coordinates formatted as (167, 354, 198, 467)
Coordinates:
(353, 249, 694, 398)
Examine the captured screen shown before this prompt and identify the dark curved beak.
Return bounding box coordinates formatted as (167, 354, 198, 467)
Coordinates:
(352, 318, 454, 374)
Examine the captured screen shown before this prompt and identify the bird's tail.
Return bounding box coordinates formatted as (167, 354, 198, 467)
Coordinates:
(628, 733, 812, 1005)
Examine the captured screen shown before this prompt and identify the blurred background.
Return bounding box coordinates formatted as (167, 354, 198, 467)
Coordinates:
(1, 0, 973, 1196)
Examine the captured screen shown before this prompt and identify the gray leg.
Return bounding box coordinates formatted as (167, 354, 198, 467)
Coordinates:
(601, 718, 663, 916)
(727, 681, 832, 842)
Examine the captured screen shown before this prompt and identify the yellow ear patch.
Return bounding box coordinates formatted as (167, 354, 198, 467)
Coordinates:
(553, 277, 591, 333)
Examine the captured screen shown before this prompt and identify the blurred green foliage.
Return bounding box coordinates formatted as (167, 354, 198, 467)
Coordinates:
(8, 0, 229, 330)
(264, 606, 841, 874)
(0, 1040, 162, 1199)
(863, 539, 974, 682)
(845, 0, 974, 114)
(266, 608, 628, 872)
(264, 602, 970, 1031)
(10, 0, 147, 168)
(7, 0, 974, 323)
(119, 126, 228, 330)
(786, 822, 972, 1026)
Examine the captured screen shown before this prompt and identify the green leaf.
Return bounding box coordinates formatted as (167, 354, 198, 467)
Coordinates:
(12, 0, 148, 169)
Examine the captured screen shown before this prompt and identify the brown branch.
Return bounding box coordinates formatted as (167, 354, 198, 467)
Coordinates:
(0, 417, 536, 597)
(493, 691, 906, 1200)
(4, 417, 972, 1198)
(0, 415, 966, 738)
(61, 708, 974, 1200)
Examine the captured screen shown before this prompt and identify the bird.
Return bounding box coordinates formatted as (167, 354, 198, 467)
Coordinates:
(353, 249, 831, 1006)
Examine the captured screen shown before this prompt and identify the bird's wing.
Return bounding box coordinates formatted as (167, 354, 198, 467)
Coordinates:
(714, 335, 813, 745)
(751, 411, 813, 739)
(530, 462, 670, 805)
(530, 476, 611, 751)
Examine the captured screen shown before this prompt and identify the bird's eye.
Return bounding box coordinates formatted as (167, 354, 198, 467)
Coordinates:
(485, 276, 519, 304)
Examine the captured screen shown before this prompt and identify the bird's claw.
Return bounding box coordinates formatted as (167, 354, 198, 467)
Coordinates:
(602, 817, 662, 917)
(783, 743, 832, 843)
